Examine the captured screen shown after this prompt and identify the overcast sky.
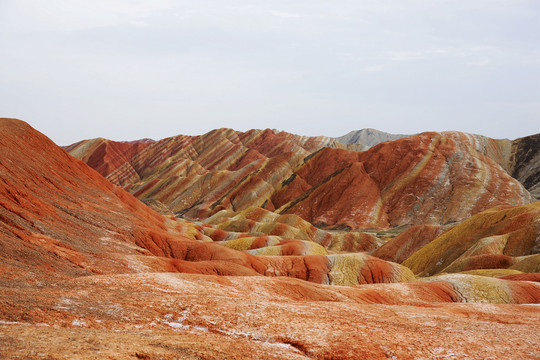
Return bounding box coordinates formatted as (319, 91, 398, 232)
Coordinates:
(1, 0, 539, 145)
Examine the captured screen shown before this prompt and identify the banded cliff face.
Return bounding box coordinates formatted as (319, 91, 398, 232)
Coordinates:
(276, 132, 533, 229)
(66, 128, 347, 218)
(68, 129, 532, 230)
(338, 129, 540, 199)
(66, 137, 154, 186)
(508, 133, 540, 199)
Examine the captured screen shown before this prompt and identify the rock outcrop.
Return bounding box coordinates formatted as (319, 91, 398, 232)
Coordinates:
(336, 128, 409, 148)
(508, 133, 540, 199)
(337, 129, 540, 199)
(371, 224, 445, 263)
(204, 207, 383, 253)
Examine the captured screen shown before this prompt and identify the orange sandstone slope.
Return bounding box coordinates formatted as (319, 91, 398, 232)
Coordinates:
(68, 130, 533, 230)
(0, 118, 270, 281)
(3, 272, 540, 360)
(65, 129, 350, 218)
(0, 118, 418, 286)
(276, 131, 532, 229)
(371, 224, 445, 263)
(0, 119, 178, 279)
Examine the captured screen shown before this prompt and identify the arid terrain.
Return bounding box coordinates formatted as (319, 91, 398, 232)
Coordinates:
(1, 118, 539, 359)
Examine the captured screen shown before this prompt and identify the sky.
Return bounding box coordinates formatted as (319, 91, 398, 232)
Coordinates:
(1, 0, 539, 145)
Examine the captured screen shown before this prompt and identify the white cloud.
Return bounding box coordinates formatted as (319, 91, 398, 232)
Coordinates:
(467, 58, 491, 66)
(362, 65, 385, 72)
(269, 10, 304, 19)
(388, 51, 427, 61)
(0, 0, 539, 143)
(1, 0, 177, 32)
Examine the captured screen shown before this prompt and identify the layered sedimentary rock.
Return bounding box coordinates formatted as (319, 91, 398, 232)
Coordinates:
(455, 132, 540, 199)
(204, 207, 383, 253)
(371, 224, 445, 263)
(0, 118, 414, 286)
(66, 137, 154, 186)
(508, 133, 540, 198)
(276, 132, 532, 229)
(3, 118, 540, 359)
(403, 202, 540, 276)
(2, 272, 540, 359)
(0, 119, 179, 279)
(340, 129, 540, 199)
(68, 130, 533, 230)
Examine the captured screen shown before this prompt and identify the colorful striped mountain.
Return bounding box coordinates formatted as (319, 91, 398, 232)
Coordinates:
(2, 118, 539, 359)
(67, 129, 534, 231)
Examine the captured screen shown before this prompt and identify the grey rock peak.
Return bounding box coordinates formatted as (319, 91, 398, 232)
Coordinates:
(336, 128, 409, 148)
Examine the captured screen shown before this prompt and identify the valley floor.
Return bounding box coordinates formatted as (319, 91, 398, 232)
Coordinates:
(1, 273, 539, 360)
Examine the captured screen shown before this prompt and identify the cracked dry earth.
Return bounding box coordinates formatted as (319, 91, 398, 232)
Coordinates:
(1, 273, 539, 360)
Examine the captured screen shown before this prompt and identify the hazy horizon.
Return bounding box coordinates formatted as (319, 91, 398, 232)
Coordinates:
(1, 1, 539, 145)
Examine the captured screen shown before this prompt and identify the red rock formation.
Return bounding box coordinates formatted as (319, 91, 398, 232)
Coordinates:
(277, 132, 533, 229)
(69, 130, 533, 230)
(0, 118, 414, 287)
(65, 137, 154, 186)
(443, 254, 516, 273)
(204, 207, 382, 253)
(403, 201, 540, 276)
(371, 224, 444, 263)
(2, 118, 540, 359)
(0, 119, 177, 279)
(500, 273, 540, 283)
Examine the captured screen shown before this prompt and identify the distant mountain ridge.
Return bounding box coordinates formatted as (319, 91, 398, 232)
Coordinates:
(336, 129, 539, 199)
(336, 128, 410, 149)
(67, 128, 534, 229)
